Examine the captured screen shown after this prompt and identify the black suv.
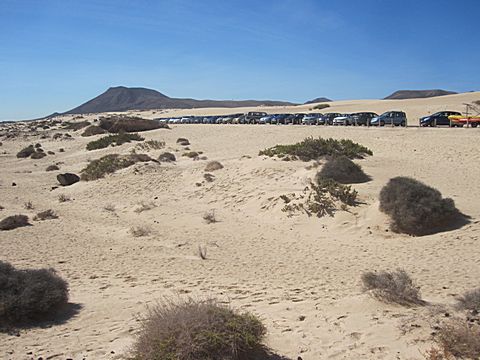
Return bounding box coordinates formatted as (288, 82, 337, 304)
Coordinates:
(351, 112, 378, 126)
(419, 111, 462, 127)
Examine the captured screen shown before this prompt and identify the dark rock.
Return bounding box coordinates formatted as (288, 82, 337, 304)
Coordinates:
(57, 173, 80, 186)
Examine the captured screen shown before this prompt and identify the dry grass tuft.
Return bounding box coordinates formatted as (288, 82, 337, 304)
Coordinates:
(361, 269, 425, 306)
(58, 194, 71, 203)
(23, 201, 34, 210)
(202, 210, 217, 224)
(135, 140, 165, 151)
(435, 319, 480, 359)
(130, 298, 267, 360)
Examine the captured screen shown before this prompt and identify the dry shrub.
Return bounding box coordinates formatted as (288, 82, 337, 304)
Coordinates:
(0, 261, 69, 327)
(16, 145, 35, 158)
(203, 210, 217, 224)
(204, 173, 215, 182)
(80, 153, 153, 181)
(30, 151, 47, 159)
(134, 202, 157, 213)
(379, 177, 461, 236)
(46, 164, 60, 171)
(361, 269, 425, 306)
(158, 152, 176, 162)
(456, 288, 480, 312)
(81, 125, 107, 137)
(99, 116, 168, 133)
(33, 209, 58, 221)
(135, 140, 165, 151)
(0, 215, 30, 231)
(183, 151, 199, 159)
(435, 320, 480, 359)
(104, 204, 116, 212)
(317, 155, 370, 184)
(130, 226, 151, 237)
(205, 161, 223, 172)
(130, 298, 267, 360)
(23, 201, 34, 210)
(176, 137, 190, 146)
(58, 194, 71, 203)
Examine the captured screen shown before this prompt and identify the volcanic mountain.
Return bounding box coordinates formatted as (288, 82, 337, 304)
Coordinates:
(384, 89, 457, 100)
(304, 97, 332, 104)
(64, 86, 296, 114)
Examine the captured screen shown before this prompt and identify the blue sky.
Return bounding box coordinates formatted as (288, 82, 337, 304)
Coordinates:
(1, 0, 479, 120)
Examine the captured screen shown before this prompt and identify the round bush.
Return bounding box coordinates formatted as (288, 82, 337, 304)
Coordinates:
(0, 215, 30, 231)
(205, 161, 223, 172)
(317, 156, 370, 184)
(158, 152, 176, 162)
(379, 177, 459, 236)
(131, 299, 267, 360)
(81, 125, 107, 137)
(0, 261, 69, 326)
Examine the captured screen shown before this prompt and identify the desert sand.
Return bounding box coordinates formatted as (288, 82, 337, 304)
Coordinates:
(1, 92, 479, 359)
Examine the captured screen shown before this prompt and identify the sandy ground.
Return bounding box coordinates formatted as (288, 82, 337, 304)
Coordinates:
(1, 92, 480, 359)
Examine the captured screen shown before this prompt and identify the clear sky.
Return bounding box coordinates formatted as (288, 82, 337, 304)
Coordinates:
(1, 0, 479, 120)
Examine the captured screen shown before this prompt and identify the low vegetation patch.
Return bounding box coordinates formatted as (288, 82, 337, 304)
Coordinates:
(205, 161, 223, 172)
(312, 103, 330, 110)
(16, 145, 35, 158)
(99, 116, 169, 133)
(0, 261, 69, 328)
(58, 194, 71, 203)
(81, 153, 153, 181)
(130, 298, 267, 360)
(361, 269, 424, 306)
(130, 226, 151, 237)
(456, 288, 480, 312)
(86, 132, 144, 151)
(31, 151, 47, 159)
(259, 137, 373, 161)
(135, 139, 165, 151)
(158, 152, 176, 162)
(63, 121, 90, 131)
(183, 151, 199, 158)
(434, 319, 480, 359)
(33, 209, 58, 221)
(81, 125, 107, 137)
(379, 177, 461, 236)
(0, 215, 30, 231)
(203, 210, 217, 224)
(176, 137, 190, 146)
(46, 164, 60, 172)
(318, 155, 370, 184)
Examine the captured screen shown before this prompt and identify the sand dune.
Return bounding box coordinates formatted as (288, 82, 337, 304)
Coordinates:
(1, 93, 480, 359)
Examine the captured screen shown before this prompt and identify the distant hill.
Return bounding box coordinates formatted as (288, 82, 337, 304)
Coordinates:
(64, 86, 296, 114)
(384, 89, 457, 100)
(304, 97, 332, 104)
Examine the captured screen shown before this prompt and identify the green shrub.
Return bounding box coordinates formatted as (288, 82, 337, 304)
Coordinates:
(0, 261, 69, 327)
(81, 125, 107, 137)
(33, 209, 58, 221)
(99, 116, 169, 133)
(80, 153, 153, 181)
(314, 177, 358, 206)
(379, 177, 460, 236)
(130, 298, 266, 360)
(259, 137, 372, 161)
(183, 151, 199, 158)
(317, 156, 370, 184)
(135, 140, 165, 151)
(313, 103, 330, 110)
(86, 132, 144, 151)
(361, 269, 424, 306)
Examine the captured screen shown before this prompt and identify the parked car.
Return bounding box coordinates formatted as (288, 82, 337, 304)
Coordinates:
(322, 113, 342, 125)
(419, 111, 462, 127)
(370, 111, 407, 126)
(245, 112, 267, 124)
(350, 112, 378, 126)
(258, 115, 275, 124)
(302, 113, 323, 125)
(274, 114, 290, 124)
(332, 114, 352, 126)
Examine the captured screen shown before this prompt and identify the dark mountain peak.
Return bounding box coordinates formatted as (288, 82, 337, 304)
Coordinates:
(63, 86, 296, 114)
(384, 89, 457, 100)
(304, 97, 332, 104)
